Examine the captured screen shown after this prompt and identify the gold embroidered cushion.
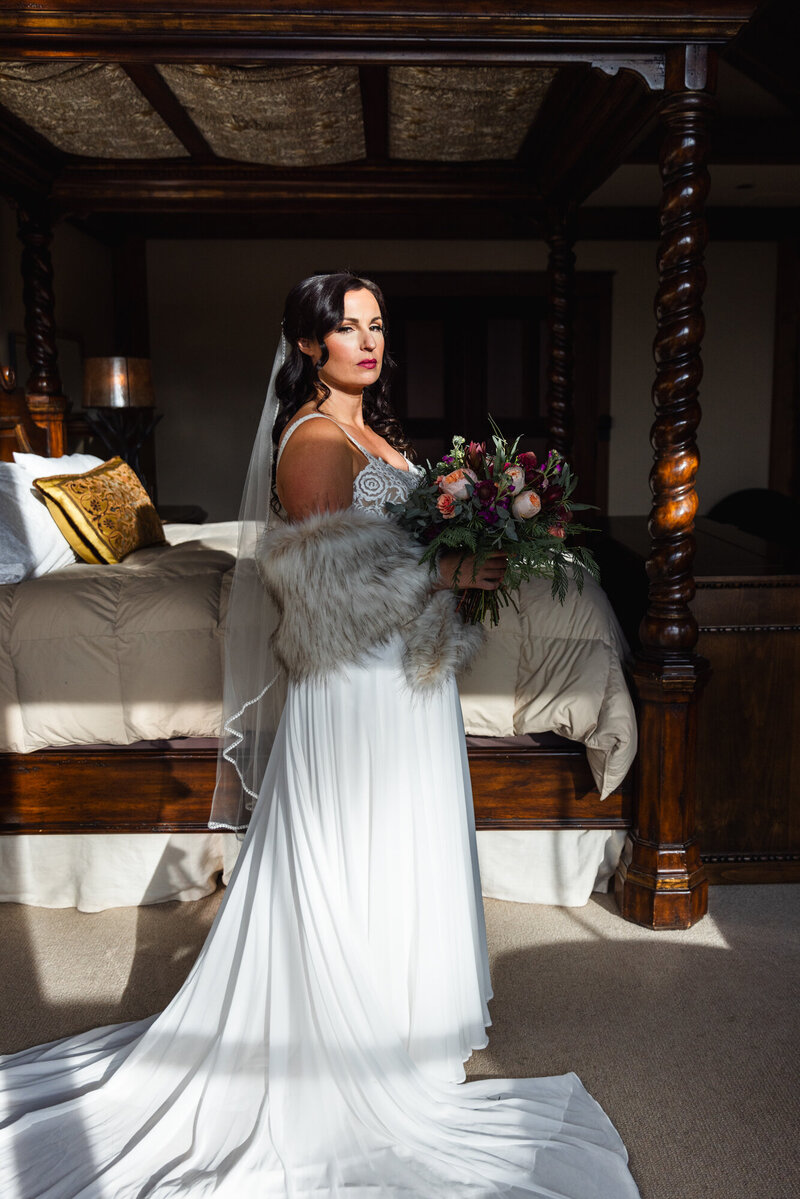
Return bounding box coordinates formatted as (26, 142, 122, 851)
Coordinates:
(33, 456, 166, 565)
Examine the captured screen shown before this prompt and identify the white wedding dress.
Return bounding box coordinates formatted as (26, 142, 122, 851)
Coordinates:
(0, 417, 639, 1198)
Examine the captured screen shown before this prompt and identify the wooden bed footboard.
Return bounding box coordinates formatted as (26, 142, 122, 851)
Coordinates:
(0, 742, 632, 834)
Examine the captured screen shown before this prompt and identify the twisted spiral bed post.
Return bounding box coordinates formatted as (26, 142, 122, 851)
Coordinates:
(615, 47, 715, 930)
(16, 203, 69, 457)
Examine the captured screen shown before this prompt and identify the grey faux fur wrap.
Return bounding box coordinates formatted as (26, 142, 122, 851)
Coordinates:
(256, 507, 484, 692)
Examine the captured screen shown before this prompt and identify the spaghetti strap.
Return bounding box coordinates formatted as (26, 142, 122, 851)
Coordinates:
(276, 412, 373, 469)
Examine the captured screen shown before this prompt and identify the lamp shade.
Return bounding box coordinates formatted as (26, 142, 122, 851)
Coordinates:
(83, 357, 155, 409)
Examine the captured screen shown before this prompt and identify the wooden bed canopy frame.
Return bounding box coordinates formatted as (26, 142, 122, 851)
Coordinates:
(0, 1, 762, 930)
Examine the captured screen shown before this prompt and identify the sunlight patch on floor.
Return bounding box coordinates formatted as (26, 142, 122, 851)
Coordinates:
(24, 905, 141, 1004)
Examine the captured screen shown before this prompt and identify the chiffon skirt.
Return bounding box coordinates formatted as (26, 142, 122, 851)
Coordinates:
(0, 637, 639, 1197)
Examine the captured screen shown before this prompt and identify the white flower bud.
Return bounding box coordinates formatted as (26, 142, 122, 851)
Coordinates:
(503, 465, 526, 495)
(511, 490, 542, 520)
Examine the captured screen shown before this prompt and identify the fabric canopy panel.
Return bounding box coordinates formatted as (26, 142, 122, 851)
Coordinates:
(0, 62, 186, 159)
(389, 66, 557, 160)
(0, 60, 558, 166)
(156, 63, 365, 165)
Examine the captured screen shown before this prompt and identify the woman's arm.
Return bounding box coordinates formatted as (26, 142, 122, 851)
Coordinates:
(277, 422, 505, 593)
(276, 419, 356, 521)
(261, 435, 487, 688)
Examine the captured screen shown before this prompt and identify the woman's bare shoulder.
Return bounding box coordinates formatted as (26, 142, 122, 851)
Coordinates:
(276, 409, 357, 518)
(278, 408, 353, 461)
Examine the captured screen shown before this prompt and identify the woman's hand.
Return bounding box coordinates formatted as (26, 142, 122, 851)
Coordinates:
(435, 550, 508, 591)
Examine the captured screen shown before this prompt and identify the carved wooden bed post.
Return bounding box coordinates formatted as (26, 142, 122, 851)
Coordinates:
(16, 204, 69, 456)
(544, 205, 576, 457)
(615, 45, 716, 929)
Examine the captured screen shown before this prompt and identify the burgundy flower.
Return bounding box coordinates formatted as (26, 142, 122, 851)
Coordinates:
(556, 503, 573, 524)
(517, 451, 538, 481)
(541, 484, 565, 507)
(479, 509, 499, 525)
(475, 479, 497, 504)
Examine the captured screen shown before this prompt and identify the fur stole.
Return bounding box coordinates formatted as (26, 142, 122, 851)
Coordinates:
(256, 507, 484, 692)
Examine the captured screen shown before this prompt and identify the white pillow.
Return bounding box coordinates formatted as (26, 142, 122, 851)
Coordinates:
(13, 451, 104, 477)
(0, 461, 78, 583)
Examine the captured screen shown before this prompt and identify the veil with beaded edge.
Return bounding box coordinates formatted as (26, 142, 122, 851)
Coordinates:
(209, 337, 288, 832)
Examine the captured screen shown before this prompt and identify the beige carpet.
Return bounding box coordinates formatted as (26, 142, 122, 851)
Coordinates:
(1, 885, 798, 1199)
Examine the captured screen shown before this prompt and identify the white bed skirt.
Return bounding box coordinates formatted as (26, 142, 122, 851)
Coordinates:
(476, 830, 626, 906)
(0, 834, 240, 912)
(0, 829, 624, 912)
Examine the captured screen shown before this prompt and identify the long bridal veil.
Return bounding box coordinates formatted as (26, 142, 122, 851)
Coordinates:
(209, 336, 288, 832)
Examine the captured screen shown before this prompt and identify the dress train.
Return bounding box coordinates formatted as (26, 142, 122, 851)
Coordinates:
(0, 639, 638, 1197)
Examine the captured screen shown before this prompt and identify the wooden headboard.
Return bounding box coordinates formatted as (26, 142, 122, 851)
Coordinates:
(0, 365, 49, 461)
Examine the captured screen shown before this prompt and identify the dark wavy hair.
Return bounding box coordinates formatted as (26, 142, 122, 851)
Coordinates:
(273, 271, 413, 461)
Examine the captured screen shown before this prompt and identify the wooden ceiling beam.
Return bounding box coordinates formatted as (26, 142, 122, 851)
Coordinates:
(359, 65, 389, 161)
(70, 204, 799, 245)
(73, 205, 543, 242)
(0, 2, 758, 61)
(51, 160, 542, 216)
(122, 64, 215, 159)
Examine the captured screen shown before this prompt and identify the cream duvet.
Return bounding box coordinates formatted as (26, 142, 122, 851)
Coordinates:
(0, 521, 636, 796)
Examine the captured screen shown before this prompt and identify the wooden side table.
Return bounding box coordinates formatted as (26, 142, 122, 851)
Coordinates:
(593, 517, 800, 884)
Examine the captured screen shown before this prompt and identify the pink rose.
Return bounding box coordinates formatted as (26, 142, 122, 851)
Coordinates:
(437, 493, 456, 519)
(511, 490, 542, 519)
(547, 524, 566, 539)
(439, 468, 477, 500)
(503, 465, 525, 495)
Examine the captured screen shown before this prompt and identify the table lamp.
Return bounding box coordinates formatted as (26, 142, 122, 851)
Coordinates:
(82, 357, 162, 497)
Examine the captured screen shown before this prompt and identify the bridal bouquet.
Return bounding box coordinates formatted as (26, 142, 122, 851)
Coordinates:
(386, 422, 599, 625)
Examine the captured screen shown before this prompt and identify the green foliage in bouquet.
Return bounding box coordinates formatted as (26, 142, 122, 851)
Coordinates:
(386, 419, 599, 625)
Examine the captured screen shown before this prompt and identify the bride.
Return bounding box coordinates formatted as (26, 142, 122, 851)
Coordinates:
(0, 272, 639, 1197)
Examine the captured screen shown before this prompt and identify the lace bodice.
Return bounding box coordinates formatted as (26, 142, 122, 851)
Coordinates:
(276, 413, 421, 515)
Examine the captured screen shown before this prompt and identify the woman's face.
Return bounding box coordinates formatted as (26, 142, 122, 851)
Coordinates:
(298, 288, 384, 395)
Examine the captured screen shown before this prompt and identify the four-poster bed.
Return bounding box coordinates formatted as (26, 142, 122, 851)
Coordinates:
(0, 2, 762, 929)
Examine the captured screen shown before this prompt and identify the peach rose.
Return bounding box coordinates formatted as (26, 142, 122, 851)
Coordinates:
(511, 490, 542, 519)
(547, 524, 566, 539)
(439, 468, 477, 500)
(437, 493, 456, 519)
(503, 465, 525, 495)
